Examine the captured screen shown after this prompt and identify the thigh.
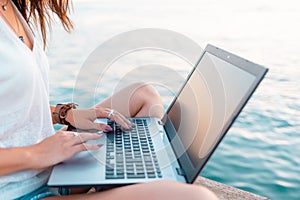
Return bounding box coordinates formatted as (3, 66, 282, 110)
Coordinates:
(42, 180, 218, 200)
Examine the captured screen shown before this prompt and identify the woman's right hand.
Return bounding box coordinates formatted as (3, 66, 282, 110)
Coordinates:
(28, 130, 103, 170)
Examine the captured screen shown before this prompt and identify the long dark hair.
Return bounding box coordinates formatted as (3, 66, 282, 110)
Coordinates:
(12, 0, 73, 48)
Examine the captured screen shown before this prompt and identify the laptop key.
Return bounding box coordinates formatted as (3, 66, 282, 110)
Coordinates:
(127, 174, 146, 179)
(106, 175, 123, 179)
(106, 171, 114, 176)
(148, 174, 156, 178)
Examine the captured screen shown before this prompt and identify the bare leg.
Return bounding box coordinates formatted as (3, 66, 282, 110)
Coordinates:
(43, 180, 218, 200)
(95, 82, 164, 119)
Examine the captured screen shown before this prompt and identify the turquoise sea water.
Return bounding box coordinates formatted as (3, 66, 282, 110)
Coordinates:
(47, 0, 300, 199)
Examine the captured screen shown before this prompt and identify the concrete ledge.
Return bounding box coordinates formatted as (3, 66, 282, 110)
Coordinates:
(194, 176, 270, 200)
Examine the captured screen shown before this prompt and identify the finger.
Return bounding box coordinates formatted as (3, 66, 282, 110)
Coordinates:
(118, 116, 134, 129)
(110, 110, 129, 124)
(114, 114, 132, 130)
(104, 109, 134, 128)
(113, 111, 130, 124)
(90, 122, 113, 132)
(70, 132, 104, 145)
(120, 115, 135, 128)
(73, 143, 103, 154)
(69, 119, 113, 133)
(115, 111, 135, 128)
(59, 125, 68, 131)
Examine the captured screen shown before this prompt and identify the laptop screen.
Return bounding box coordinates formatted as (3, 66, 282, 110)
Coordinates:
(165, 45, 267, 182)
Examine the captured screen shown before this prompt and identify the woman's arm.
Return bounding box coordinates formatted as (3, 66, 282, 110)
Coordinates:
(50, 104, 134, 130)
(0, 146, 33, 176)
(0, 130, 102, 176)
(50, 105, 58, 124)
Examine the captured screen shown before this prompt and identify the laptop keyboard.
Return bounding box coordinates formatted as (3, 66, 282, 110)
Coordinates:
(105, 119, 162, 179)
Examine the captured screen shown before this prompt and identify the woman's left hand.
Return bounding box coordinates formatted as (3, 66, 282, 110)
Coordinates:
(65, 107, 134, 131)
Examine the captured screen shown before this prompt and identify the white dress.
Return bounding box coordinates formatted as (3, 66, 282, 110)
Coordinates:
(0, 2, 55, 199)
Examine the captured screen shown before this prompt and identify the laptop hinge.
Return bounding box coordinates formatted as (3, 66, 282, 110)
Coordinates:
(176, 167, 186, 176)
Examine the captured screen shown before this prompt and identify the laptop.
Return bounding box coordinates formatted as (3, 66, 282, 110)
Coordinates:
(48, 44, 268, 187)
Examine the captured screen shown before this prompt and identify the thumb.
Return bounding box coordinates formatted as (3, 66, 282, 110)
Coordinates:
(59, 125, 68, 131)
(91, 123, 113, 132)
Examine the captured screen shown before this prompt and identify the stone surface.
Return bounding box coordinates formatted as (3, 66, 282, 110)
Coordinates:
(194, 176, 270, 200)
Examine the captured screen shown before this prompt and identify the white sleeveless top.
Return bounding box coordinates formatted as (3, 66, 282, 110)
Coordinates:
(0, 2, 55, 199)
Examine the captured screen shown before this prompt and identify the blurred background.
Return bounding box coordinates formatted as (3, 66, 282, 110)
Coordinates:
(47, 0, 300, 199)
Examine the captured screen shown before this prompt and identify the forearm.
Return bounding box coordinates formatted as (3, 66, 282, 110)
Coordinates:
(0, 146, 35, 176)
(50, 105, 59, 124)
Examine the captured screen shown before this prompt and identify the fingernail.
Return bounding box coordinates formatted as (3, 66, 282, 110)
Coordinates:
(105, 125, 113, 131)
(97, 144, 103, 148)
(97, 131, 103, 135)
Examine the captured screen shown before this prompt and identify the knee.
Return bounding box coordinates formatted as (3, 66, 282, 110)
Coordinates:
(133, 82, 161, 100)
(148, 180, 218, 200)
(187, 184, 219, 200)
(173, 181, 218, 200)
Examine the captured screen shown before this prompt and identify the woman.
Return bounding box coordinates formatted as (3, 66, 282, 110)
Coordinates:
(0, 0, 218, 199)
